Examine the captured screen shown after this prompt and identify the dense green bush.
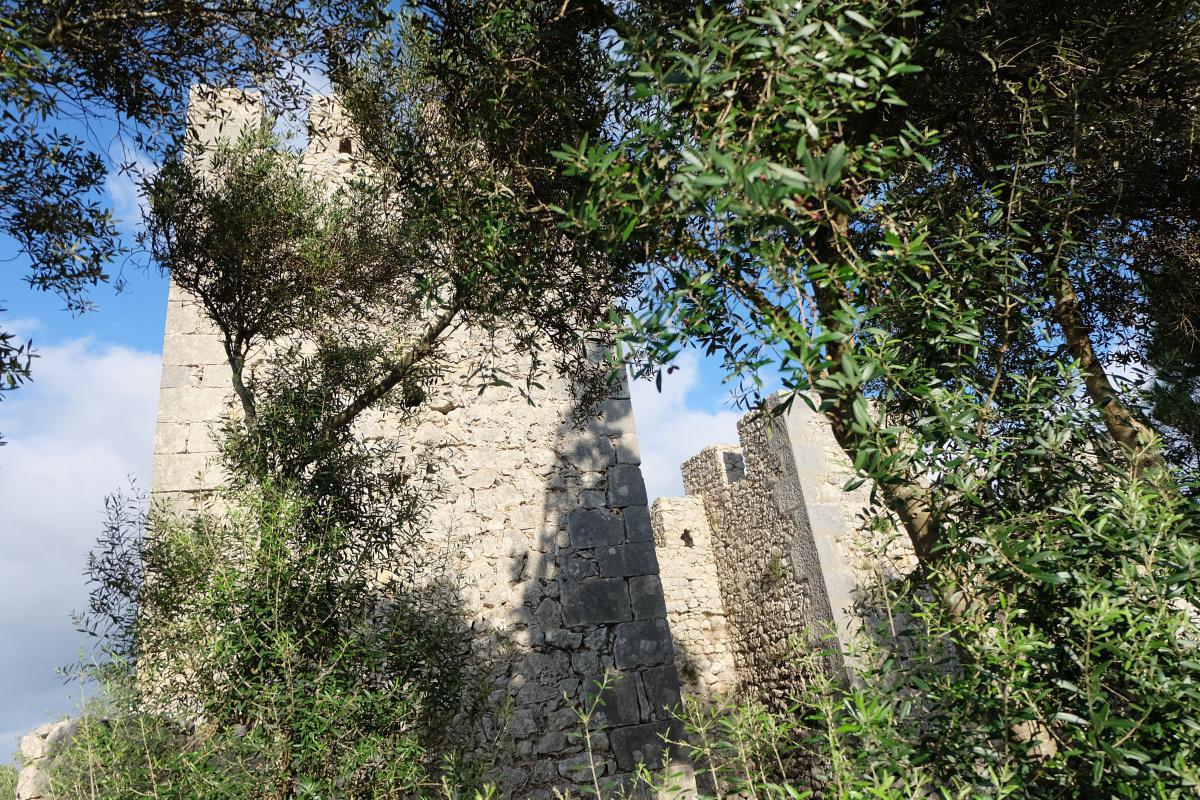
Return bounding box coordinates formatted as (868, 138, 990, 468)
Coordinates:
(628, 435, 1200, 799)
(1, 763, 16, 799)
(52, 479, 489, 800)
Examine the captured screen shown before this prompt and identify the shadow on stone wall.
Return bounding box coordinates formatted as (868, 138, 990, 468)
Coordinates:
(453, 379, 691, 798)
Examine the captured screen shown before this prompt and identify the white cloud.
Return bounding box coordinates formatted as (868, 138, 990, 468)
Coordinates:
(629, 351, 743, 502)
(0, 336, 159, 759)
(104, 145, 157, 232)
(1, 317, 42, 341)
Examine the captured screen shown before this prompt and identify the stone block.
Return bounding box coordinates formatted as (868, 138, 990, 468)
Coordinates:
(595, 397, 638, 437)
(560, 430, 614, 472)
(186, 422, 219, 454)
(509, 709, 538, 737)
(525, 651, 572, 682)
(587, 671, 642, 728)
(536, 730, 567, 755)
(805, 503, 848, 537)
(596, 542, 659, 577)
(562, 578, 632, 627)
(613, 619, 673, 669)
(557, 751, 597, 782)
(572, 649, 601, 675)
(614, 434, 642, 465)
(608, 465, 648, 508)
(19, 731, 47, 761)
(545, 628, 583, 650)
(628, 575, 668, 620)
(568, 510, 624, 548)
(159, 364, 198, 390)
(609, 720, 684, 772)
(624, 505, 654, 542)
(151, 452, 222, 493)
(638, 665, 682, 720)
(559, 553, 599, 580)
(16, 763, 48, 800)
(154, 423, 189, 455)
(534, 597, 562, 628)
(163, 332, 227, 366)
(200, 363, 234, 389)
(157, 386, 232, 424)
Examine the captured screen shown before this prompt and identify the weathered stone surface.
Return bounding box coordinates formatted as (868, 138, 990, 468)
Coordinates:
(588, 671, 642, 728)
(614, 434, 641, 465)
(639, 664, 683, 721)
(649, 495, 738, 696)
(150, 452, 222, 494)
(568, 510, 624, 549)
(43, 719, 76, 750)
(608, 465, 648, 508)
(623, 505, 654, 543)
(562, 577, 633, 627)
(156, 386, 232, 424)
(596, 542, 659, 578)
(17, 763, 48, 800)
(613, 619, 673, 669)
(652, 395, 918, 707)
(629, 574, 668, 620)
(609, 720, 681, 773)
(559, 552, 600, 580)
(594, 398, 637, 437)
(557, 751, 598, 782)
(559, 430, 614, 472)
(545, 628, 583, 650)
(159, 364, 198, 390)
(20, 731, 48, 761)
(16, 719, 76, 800)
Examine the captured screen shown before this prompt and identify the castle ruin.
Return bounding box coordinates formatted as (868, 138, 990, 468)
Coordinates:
(151, 87, 685, 797)
(16, 89, 912, 800)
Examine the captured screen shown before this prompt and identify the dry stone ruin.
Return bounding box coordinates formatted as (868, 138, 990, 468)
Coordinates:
(15, 91, 911, 800)
(652, 396, 916, 708)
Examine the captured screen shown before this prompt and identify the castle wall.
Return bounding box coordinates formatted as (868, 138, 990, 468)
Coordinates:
(649, 496, 737, 698)
(653, 397, 914, 706)
(151, 87, 686, 798)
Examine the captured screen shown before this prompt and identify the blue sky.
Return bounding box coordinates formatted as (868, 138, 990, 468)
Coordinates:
(0, 126, 755, 758)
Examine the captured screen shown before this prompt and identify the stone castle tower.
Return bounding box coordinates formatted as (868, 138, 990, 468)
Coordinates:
(143, 86, 911, 800)
(150, 87, 685, 797)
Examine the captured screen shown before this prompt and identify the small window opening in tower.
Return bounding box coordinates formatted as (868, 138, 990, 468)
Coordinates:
(338, 137, 353, 154)
(681, 529, 694, 548)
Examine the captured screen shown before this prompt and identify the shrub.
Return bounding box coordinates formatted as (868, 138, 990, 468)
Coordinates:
(1, 763, 17, 799)
(53, 477, 490, 800)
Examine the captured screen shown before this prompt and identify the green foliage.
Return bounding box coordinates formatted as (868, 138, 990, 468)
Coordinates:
(337, 3, 647, 410)
(596, 460, 1198, 800)
(68, 140, 501, 781)
(0, 0, 384, 439)
(61, 128, 507, 800)
(61, 477, 487, 800)
(764, 553, 788, 589)
(433, 0, 1200, 796)
(0, 763, 15, 799)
